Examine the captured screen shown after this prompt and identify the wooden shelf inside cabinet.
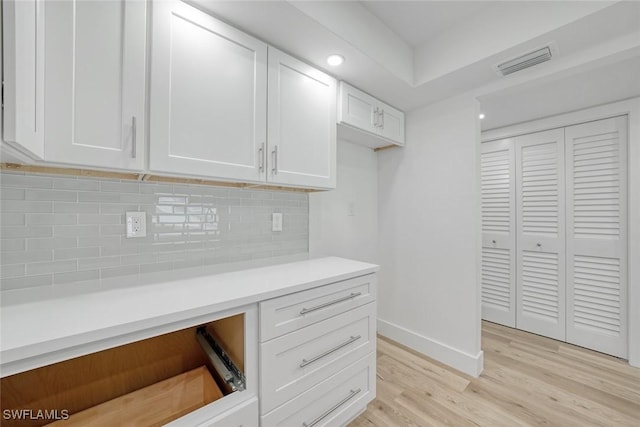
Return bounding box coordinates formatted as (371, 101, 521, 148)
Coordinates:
(46, 366, 222, 427)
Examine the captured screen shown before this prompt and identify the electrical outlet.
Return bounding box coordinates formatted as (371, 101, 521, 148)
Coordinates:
(126, 212, 147, 238)
(272, 213, 283, 232)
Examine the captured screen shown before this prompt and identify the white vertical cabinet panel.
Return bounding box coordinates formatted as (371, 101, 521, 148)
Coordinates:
(2, 0, 45, 158)
(44, 0, 146, 170)
(149, 1, 267, 182)
(515, 129, 566, 341)
(267, 48, 336, 189)
(565, 116, 628, 358)
(480, 138, 516, 327)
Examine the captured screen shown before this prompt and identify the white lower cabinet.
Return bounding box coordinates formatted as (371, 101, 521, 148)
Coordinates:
(0, 306, 259, 427)
(261, 353, 376, 427)
(259, 274, 377, 426)
(260, 303, 376, 413)
(194, 397, 258, 427)
(0, 259, 378, 427)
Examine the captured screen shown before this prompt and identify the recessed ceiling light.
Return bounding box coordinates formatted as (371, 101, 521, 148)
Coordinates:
(327, 54, 344, 66)
(479, 113, 486, 120)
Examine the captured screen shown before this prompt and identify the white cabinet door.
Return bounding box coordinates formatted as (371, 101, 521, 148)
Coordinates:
(43, 0, 146, 170)
(267, 48, 336, 189)
(149, 1, 267, 183)
(515, 129, 566, 341)
(2, 0, 45, 159)
(379, 104, 405, 146)
(565, 116, 628, 358)
(338, 82, 378, 136)
(480, 138, 516, 327)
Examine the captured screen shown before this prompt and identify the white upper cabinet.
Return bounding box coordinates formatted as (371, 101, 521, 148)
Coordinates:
(149, 2, 335, 189)
(2, 0, 45, 159)
(337, 82, 405, 149)
(267, 48, 336, 189)
(149, 1, 268, 183)
(43, 0, 147, 170)
(3, 0, 335, 189)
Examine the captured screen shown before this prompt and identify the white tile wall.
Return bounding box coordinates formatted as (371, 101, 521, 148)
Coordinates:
(0, 172, 309, 291)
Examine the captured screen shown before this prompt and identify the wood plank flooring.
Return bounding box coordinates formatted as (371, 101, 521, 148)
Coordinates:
(350, 321, 640, 426)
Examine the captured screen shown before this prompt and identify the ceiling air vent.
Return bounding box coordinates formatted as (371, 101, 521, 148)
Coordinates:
(495, 45, 554, 76)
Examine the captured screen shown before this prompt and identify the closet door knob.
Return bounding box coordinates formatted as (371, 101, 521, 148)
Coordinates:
(536, 243, 542, 247)
(492, 240, 496, 244)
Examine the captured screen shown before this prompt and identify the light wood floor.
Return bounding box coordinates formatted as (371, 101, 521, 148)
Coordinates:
(351, 321, 640, 426)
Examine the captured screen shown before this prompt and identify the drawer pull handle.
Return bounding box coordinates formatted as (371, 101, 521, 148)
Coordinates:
(300, 292, 362, 315)
(300, 335, 361, 368)
(302, 388, 362, 427)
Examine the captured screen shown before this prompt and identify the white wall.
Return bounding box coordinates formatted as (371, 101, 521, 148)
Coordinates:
(309, 140, 378, 264)
(377, 96, 484, 376)
(482, 97, 640, 368)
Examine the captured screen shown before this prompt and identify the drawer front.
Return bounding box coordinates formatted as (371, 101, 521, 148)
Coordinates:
(196, 397, 258, 427)
(260, 303, 375, 414)
(261, 352, 376, 427)
(260, 274, 376, 342)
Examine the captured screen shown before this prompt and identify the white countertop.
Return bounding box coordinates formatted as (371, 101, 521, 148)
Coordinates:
(0, 256, 378, 377)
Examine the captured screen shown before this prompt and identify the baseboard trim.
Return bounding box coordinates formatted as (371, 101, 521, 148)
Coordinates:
(377, 318, 484, 377)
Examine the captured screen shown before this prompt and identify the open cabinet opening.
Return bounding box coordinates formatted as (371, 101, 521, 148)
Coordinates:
(0, 314, 245, 427)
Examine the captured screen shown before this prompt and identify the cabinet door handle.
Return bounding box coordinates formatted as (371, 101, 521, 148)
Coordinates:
(302, 388, 362, 427)
(300, 335, 361, 368)
(372, 107, 379, 128)
(272, 146, 278, 175)
(258, 143, 265, 172)
(300, 292, 361, 315)
(380, 109, 384, 130)
(131, 116, 137, 159)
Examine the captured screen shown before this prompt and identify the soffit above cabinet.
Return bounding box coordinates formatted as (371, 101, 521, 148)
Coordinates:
(191, 1, 640, 117)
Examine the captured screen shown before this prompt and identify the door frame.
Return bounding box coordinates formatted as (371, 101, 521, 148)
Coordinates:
(481, 97, 640, 368)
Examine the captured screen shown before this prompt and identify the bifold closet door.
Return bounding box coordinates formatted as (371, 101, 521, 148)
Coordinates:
(480, 139, 516, 327)
(565, 116, 628, 358)
(515, 129, 566, 341)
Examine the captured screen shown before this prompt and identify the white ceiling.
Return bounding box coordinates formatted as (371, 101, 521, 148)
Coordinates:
(478, 55, 640, 130)
(193, 0, 640, 130)
(361, 1, 495, 47)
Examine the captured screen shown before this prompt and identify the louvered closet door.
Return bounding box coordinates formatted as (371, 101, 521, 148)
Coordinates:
(515, 129, 566, 341)
(480, 139, 516, 327)
(565, 116, 628, 358)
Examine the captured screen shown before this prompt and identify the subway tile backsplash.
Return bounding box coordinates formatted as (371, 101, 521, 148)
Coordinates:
(0, 172, 309, 291)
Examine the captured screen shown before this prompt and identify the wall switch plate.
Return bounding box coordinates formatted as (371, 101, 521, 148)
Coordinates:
(126, 212, 147, 238)
(272, 213, 283, 232)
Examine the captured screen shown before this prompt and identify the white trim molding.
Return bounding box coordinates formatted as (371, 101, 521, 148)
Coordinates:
(481, 97, 640, 368)
(377, 318, 484, 377)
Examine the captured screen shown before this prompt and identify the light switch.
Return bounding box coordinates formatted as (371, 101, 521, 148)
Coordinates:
(126, 212, 147, 238)
(272, 213, 283, 232)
